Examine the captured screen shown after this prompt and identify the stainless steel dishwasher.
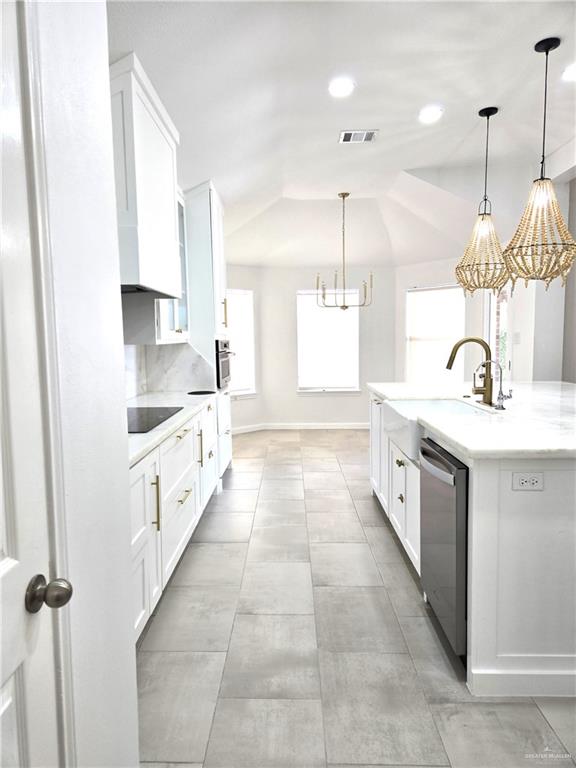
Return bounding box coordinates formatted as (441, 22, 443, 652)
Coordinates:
(419, 438, 468, 657)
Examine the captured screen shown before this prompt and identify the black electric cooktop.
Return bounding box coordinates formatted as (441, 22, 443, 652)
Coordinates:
(127, 406, 184, 434)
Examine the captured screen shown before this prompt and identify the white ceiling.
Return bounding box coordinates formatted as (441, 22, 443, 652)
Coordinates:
(107, 1, 576, 266)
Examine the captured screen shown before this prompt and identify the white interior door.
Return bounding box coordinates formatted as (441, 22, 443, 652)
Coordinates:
(1, 2, 67, 763)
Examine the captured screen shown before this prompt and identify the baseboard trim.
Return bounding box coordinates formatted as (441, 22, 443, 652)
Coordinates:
(468, 668, 576, 697)
(232, 422, 369, 435)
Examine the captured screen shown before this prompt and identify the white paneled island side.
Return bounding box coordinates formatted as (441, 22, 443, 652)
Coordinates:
(367, 382, 576, 697)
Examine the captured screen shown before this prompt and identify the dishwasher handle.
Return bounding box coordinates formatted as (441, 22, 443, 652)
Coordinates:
(419, 447, 456, 486)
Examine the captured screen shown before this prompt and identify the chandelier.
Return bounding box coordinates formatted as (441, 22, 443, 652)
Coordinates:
(503, 37, 576, 288)
(315, 192, 373, 309)
(455, 107, 509, 295)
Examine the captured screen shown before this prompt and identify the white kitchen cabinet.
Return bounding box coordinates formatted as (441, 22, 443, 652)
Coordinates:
(370, 396, 382, 493)
(185, 181, 228, 362)
(160, 415, 202, 585)
(199, 399, 219, 508)
(389, 443, 407, 539)
(110, 53, 181, 299)
(379, 431, 390, 513)
(217, 391, 232, 478)
(122, 199, 190, 345)
(128, 449, 162, 641)
(404, 459, 421, 574)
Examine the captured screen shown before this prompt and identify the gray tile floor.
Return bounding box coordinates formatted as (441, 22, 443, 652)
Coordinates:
(138, 429, 576, 768)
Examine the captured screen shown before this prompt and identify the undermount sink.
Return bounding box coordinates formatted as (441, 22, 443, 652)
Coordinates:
(380, 399, 481, 460)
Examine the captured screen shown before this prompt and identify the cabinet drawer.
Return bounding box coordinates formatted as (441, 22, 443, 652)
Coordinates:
(161, 463, 201, 585)
(160, 417, 198, 500)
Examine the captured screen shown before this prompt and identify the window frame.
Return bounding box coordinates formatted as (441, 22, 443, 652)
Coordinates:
(226, 288, 257, 397)
(296, 289, 361, 393)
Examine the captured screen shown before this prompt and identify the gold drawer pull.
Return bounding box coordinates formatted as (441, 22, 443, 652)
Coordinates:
(397, 493, 404, 504)
(178, 488, 193, 505)
(222, 297, 228, 328)
(198, 428, 204, 467)
(176, 428, 191, 441)
(151, 474, 161, 531)
(395, 458, 405, 467)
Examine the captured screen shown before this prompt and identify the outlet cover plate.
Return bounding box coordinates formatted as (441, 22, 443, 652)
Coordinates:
(512, 472, 544, 491)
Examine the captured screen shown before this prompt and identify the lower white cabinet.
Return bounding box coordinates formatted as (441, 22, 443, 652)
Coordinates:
(129, 400, 219, 641)
(370, 394, 421, 575)
(369, 396, 382, 493)
(199, 399, 218, 508)
(128, 449, 162, 641)
(217, 391, 232, 478)
(389, 443, 407, 539)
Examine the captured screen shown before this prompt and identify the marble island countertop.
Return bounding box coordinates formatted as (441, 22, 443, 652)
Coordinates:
(127, 391, 215, 467)
(366, 381, 576, 459)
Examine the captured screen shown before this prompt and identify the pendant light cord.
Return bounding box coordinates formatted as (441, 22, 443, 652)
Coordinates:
(341, 193, 346, 294)
(482, 115, 490, 215)
(540, 50, 549, 179)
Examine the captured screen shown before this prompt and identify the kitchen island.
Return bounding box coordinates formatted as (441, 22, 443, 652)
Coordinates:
(367, 381, 576, 697)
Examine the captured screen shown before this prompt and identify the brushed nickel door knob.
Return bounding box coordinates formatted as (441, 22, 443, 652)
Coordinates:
(25, 574, 73, 613)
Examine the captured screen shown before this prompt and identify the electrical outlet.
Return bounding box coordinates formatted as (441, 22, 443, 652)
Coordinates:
(512, 472, 544, 491)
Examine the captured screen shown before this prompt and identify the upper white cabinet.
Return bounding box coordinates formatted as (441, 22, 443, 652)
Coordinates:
(110, 53, 181, 299)
(122, 197, 190, 344)
(185, 181, 228, 361)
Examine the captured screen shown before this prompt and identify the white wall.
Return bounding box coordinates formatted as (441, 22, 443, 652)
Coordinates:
(33, 3, 139, 764)
(563, 179, 576, 383)
(228, 265, 395, 429)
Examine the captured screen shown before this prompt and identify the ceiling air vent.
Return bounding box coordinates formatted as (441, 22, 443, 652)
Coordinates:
(339, 129, 378, 144)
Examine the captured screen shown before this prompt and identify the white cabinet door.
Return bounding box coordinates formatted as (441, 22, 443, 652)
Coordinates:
(110, 54, 181, 298)
(156, 197, 190, 343)
(217, 391, 232, 477)
(404, 460, 421, 575)
(128, 450, 161, 639)
(210, 186, 227, 334)
(389, 444, 407, 539)
(370, 397, 382, 492)
(199, 401, 219, 508)
(379, 431, 390, 513)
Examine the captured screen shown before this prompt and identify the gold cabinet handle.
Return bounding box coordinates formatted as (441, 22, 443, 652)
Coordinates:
(176, 428, 191, 441)
(395, 458, 405, 467)
(151, 474, 161, 531)
(397, 493, 404, 504)
(208, 449, 214, 459)
(177, 488, 193, 505)
(198, 429, 204, 467)
(222, 297, 228, 328)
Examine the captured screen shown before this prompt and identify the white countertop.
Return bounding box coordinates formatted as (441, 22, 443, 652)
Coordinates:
(367, 381, 576, 459)
(127, 391, 215, 467)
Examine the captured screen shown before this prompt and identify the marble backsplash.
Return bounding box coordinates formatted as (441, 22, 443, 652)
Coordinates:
(124, 343, 216, 399)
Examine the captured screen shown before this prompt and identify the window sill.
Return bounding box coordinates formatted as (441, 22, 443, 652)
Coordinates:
(297, 388, 362, 395)
(231, 391, 258, 400)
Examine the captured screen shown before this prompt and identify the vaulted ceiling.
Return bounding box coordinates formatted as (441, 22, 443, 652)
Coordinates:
(107, 1, 576, 266)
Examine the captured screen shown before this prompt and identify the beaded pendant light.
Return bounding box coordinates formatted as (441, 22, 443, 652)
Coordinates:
(455, 107, 509, 295)
(503, 37, 576, 288)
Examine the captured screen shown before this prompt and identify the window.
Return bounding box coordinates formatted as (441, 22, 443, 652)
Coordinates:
(487, 287, 511, 381)
(226, 289, 256, 395)
(297, 290, 359, 391)
(405, 286, 465, 383)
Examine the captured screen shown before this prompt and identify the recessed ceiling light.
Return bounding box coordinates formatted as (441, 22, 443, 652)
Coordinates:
(562, 62, 576, 82)
(328, 76, 356, 98)
(418, 103, 444, 125)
